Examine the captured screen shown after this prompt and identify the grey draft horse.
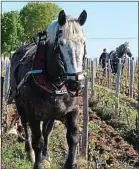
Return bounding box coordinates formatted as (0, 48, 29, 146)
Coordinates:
(108, 42, 132, 74)
(8, 10, 87, 169)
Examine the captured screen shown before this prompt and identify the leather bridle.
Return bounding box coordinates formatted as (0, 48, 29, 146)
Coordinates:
(54, 29, 86, 78)
(36, 29, 87, 96)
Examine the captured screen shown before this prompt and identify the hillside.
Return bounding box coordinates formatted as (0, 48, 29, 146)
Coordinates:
(1, 61, 139, 169)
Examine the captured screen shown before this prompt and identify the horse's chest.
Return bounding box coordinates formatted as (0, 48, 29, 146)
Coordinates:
(34, 97, 75, 120)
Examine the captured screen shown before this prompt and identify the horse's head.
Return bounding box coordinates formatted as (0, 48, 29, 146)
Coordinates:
(46, 10, 87, 92)
(117, 42, 132, 59)
(110, 42, 132, 74)
(114, 42, 132, 71)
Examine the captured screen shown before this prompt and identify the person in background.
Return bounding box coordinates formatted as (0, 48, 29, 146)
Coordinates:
(99, 48, 109, 68)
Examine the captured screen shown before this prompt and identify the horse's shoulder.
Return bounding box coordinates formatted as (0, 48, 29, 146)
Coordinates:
(109, 50, 115, 57)
(11, 43, 37, 65)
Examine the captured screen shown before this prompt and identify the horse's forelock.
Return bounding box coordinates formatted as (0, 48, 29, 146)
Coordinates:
(47, 16, 85, 44)
(61, 19, 85, 42)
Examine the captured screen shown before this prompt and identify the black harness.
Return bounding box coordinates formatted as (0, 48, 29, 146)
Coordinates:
(7, 29, 87, 104)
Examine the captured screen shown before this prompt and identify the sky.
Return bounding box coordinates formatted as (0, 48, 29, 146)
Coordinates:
(1, 1, 138, 59)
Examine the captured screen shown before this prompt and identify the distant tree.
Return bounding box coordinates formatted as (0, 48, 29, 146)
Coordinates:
(20, 2, 62, 42)
(1, 11, 24, 55)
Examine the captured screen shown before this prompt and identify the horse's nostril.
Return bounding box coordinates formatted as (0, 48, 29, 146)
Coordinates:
(67, 79, 84, 91)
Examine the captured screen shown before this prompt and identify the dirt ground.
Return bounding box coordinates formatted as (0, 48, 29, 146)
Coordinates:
(2, 96, 139, 168)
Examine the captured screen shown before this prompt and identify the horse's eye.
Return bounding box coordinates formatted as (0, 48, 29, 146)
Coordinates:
(60, 41, 64, 46)
(58, 30, 63, 37)
(59, 39, 66, 46)
(59, 30, 63, 34)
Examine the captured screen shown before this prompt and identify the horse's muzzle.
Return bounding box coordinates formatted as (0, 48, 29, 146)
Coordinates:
(67, 79, 85, 92)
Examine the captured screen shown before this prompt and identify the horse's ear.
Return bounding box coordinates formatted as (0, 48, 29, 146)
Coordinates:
(78, 10, 87, 26)
(58, 10, 66, 26)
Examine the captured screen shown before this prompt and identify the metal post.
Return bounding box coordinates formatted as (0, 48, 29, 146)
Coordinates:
(107, 59, 111, 88)
(82, 76, 89, 159)
(129, 57, 135, 98)
(91, 60, 95, 97)
(115, 58, 122, 115)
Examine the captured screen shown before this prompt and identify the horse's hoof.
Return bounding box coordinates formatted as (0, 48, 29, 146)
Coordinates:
(39, 160, 51, 169)
(33, 164, 39, 169)
(63, 163, 77, 169)
(42, 154, 51, 162)
(27, 150, 35, 163)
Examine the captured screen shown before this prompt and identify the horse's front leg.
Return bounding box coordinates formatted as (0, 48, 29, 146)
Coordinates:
(64, 109, 79, 169)
(16, 104, 35, 163)
(29, 120, 44, 169)
(42, 120, 54, 161)
(21, 117, 35, 163)
(111, 61, 114, 73)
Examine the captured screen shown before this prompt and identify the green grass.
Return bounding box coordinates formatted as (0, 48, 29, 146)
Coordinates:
(2, 134, 32, 169)
(2, 122, 90, 169)
(2, 83, 138, 169)
(2, 123, 67, 169)
(93, 86, 138, 121)
(90, 86, 138, 150)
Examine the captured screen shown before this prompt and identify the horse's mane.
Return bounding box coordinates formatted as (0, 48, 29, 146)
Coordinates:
(116, 42, 129, 51)
(47, 15, 85, 44)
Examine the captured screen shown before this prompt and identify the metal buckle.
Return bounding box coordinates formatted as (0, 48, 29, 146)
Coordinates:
(55, 88, 67, 95)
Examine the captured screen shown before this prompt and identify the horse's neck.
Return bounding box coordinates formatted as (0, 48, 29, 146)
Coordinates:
(45, 42, 63, 80)
(46, 41, 53, 53)
(117, 46, 127, 57)
(109, 51, 115, 60)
